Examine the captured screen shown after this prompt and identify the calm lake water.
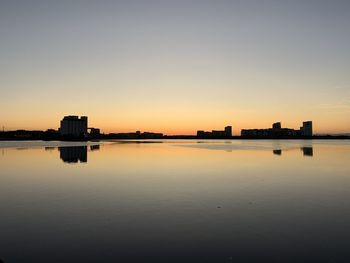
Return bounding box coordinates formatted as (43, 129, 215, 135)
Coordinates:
(0, 140, 350, 262)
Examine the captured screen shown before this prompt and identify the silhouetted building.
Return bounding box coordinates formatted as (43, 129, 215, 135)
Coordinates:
(272, 122, 281, 129)
(142, 132, 163, 139)
(46, 129, 57, 133)
(197, 126, 233, 138)
(225, 126, 232, 137)
(89, 128, 100, 135)
(212, 130, 226, 137)
(301, 121, 313, 136)
(60, 116, 88, 137)
(105, 131, 163, 139)
(241, 121, 312, 138)
(197, 130, 205, 137)
(89, 128, 101, 139)
(59, 146, 87, 163)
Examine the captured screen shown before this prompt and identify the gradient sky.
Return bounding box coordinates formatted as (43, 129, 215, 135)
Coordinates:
(1, 0, 349, 135)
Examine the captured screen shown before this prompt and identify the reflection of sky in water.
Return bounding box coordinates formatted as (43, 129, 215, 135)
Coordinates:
(0, 140, 350, 262)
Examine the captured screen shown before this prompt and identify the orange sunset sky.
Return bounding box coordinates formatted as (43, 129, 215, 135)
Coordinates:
(1, 1, 349, 135)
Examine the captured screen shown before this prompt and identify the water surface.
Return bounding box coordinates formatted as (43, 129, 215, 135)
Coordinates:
(0, 140, 349, 262)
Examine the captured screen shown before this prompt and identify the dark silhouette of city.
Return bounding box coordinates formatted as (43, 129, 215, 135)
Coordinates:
(0, 115, 349, 141)
(241, 121, 312, 138)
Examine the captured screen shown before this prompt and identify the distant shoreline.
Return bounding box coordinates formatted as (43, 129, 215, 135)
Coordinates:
(1, 136, 350, 141)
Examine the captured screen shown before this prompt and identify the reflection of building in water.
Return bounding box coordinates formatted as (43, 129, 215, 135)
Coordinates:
(45, 147, 55, 151)
(273, 149, 282, 155)
(90, 145, 100, 151)
(301, 147, 313, 157)
(59, 146, 87, 163)
(272, 146, 313, 157)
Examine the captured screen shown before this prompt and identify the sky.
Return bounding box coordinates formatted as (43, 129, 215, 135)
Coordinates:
(0, 0, 349, 135)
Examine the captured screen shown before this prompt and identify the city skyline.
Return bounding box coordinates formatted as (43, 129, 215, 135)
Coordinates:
(0, 116, 320, 136)
(1, 1, 350, 134)
(1, 114, 320, 139)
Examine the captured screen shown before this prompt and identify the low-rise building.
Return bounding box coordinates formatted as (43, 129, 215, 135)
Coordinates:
(197, 126, 233, 138)
(241, 121, 312, 137)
